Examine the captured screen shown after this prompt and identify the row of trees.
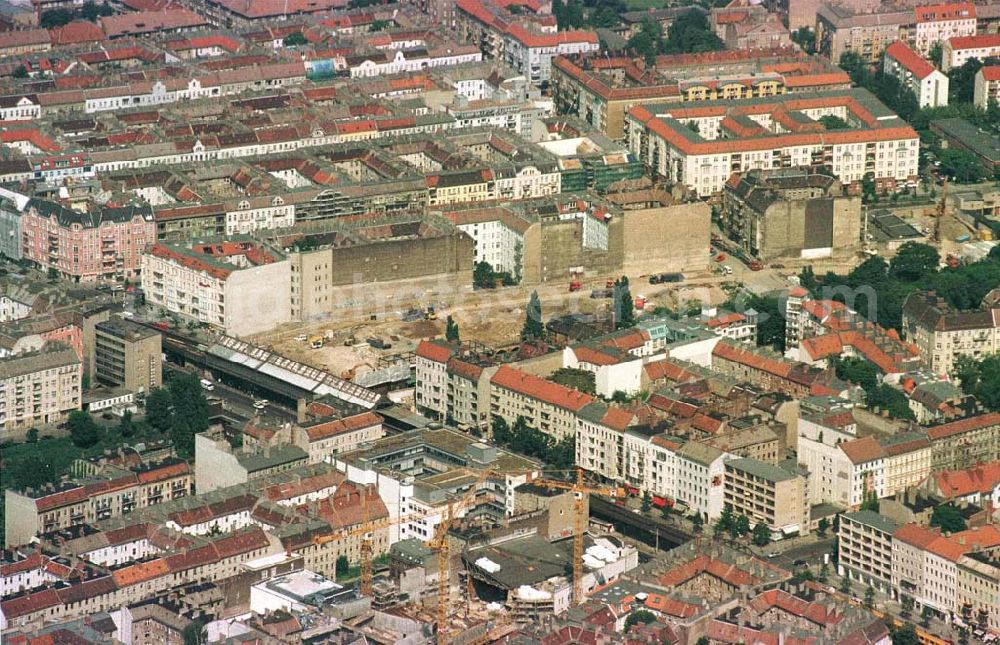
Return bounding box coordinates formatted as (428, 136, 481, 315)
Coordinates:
(626, 11, 722, 64)
(473, 260, 519, 289)
(491, 415, 576, 469)
(40, 1, 113, 28)
(799, 242, 1000, 332)
(713, 507, 772, 546)
(144, 372, 211, 457)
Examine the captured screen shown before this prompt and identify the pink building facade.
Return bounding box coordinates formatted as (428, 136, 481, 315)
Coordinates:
(20, 201, 155, 282)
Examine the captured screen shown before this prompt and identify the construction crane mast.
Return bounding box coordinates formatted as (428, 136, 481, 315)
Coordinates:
(532, 468, 624, 606)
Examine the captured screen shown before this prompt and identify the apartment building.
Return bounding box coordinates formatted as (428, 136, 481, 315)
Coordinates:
(883, 42, 949, 108)
(141, 238, 292, 337)
(956, 553, 1000, 634)
(19, 200, 155, 282)
(902, 291, 1000, 376)
(0, 342, 81, 435)
(974, 66, 1000, 109)
(816, 4, 913, 64)
(575, 401, 639, 483)
(489, 365, 594, 440)
(722, 168, 861, 261)
(914, 3, 976, 56)
(711, 339, 841, 398)
(551, 51, 850, 140)
(92, 319, 162, 395)
(723, 458, 809, 536)
(838, 510, 899, 593)
(943, 33, 1000, 71)
(927, 413, 1000, 472)
(626, 90, 920, 197)
(455, 0, 599, 83)
(892, 524, 1000, 620)
(414, 339, 457, 419)
(881, 432, 932, 498)
(3, 459, 191, 547)
(675, 441, 730, 521)
(446, 356, 498, 430)
(292, 411, 385, 464)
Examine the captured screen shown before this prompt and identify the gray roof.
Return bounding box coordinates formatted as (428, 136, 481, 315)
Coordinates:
(841, 510, 899, 535)
(0, 343, 80, 379)
(725, 457, 797, 483)
(238, 445, 308, 473)
(676, 441, 724, 466)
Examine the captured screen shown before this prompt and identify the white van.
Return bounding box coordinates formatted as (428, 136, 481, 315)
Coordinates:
(722, 265, 734, 276)
(200, 379, 215, 391)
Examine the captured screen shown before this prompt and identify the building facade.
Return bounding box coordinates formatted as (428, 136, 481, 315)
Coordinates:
(902, 291, 1000, 376)
(93, 319, 162, 395)
(0, 343, 81, 435)
(723, 458, 809, 535)
(883, 41, 949, 108)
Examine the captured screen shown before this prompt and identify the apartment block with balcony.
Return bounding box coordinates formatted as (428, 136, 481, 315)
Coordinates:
(902, 291, 1000, 377)
(19, 199, 155, 282)
(974, 66, 1000, 110)
(489, 365, 594, 441)
(93, 318, 162, 395)
(0, 342, 81, 436)
(723, 458, 809, 536)
(914, 3, 976, 56)
(838, 510, 900, 593)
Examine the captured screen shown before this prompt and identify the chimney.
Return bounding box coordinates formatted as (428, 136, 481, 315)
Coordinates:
(296, 398, 307, 423)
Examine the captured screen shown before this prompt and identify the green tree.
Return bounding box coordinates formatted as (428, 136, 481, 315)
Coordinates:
(715, 506, 734, 538)
(627, 17, 663, 65)
(818, 563, 829, 583)
(920, 606, 932, 628)
(182, 619, 206, 645)
(832, 356, 879, 391)
(145, 388, 173, 433)
(691, 513, 703, 534)
(900, 594, 914, 618)
(732, 514, 751, 538)
(9, 455, 57, 490)
(863, 585, 876, 608)
(839, 575, 852, 594)
(791, 26, 815, 53)
(282, 31, 308, 46)
(641, 491, 652, 513)
(860, 173, 877, 204)
(819, 115, 850, 130)
(866, 384, 916, 420)
(336, 555, 350, 578)
(167, 373, 210, 457)
(521, 291, 544, 340)
(752, 522, 770, 546)
(928, 42, 943, 66)
(859, 487, 880, 512)
(613, 276, 635, 330)
(473, 261, 495, 289)
(663, 9, 722, 54)
(67, 410, 101, 448)
(491, 415, 511, 445)
(817, 517, 829, 537)
(369, 19, 390, 30)
(118, 409, 135, 438)
(624, 609, 656, 631)
(839, 51, 871, 86)
(26, 428, 38, 443)
(929, 504, 967, 533)
(937, 147, 986, 183)
(949, 58, 986, 104)
(892, 623, 920, 645)
(40, 7, 73, 28)
(12, 65, 28, 78)
(445, 315, 460, 344)
(549, 368, 596, 395)
(696, 638, 710, 645)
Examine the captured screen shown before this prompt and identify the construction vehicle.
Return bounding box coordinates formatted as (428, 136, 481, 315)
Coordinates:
(425, 306, 437, 321)
(590, 288, 613, 299)
(749, 260, 764, 271)
(569, 271, 582, 292)
(309, 335, 324, 349)
(606, 277, 614, 289)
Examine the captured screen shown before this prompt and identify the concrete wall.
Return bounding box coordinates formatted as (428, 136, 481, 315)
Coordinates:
(225, 261, 292, 337)
(294, 233, 474, 319)
(521, 216, 624, 285)
(4, 490, 39, 548)
(194, 433, 247, 494)
(622, 203, 710, 277)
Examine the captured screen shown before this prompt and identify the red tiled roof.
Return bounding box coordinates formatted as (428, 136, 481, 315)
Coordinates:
(491, 365, 595, 412)
(100, 9, 206, 38)
(839, 435, 884, 464)
(948, 34, 1000, 50)
(416, 339, 456, 363)
(886, 42, 937, 80)
(310, 481, 388, 531)
(112, 558, 169, 587)
(0, 588, 61, 620)
(926, 412, 1000, 441)
(982, 65, 1000, 81)
(916, 2, 975, 22)
(303, 411, 382, 441)
(749, 589, 843, 627)
(574, 346, 622, 366)
(894, 523, 1000, 561)
(137, 461, 190, 484)
(933, 461, 1000, 498)
(657, 554, 758, 588)
(48, 21, 105, 45)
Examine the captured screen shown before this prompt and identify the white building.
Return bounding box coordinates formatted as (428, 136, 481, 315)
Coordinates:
(627, 90, 921, 197)
(0, 94, 40, 122)
(914, 3, 976, 57)
(674, 441, 730, 521)
(974, 65, 1000, 109)
(884, 42, 949, 108)
(140, 239, 292, 336)
(349, 46, 482, 78)
(943, 33, 1000, 72)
